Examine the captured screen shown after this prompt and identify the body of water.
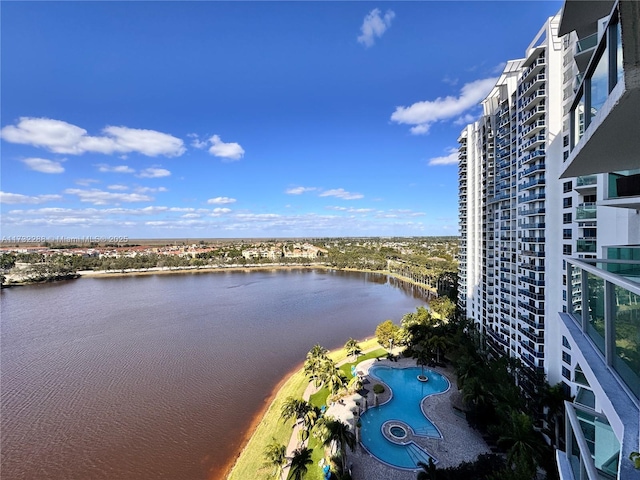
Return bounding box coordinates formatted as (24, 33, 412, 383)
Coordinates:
(0, 269, 429, 480)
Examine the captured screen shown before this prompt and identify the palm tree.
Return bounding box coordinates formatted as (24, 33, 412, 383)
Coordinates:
(344, 338, 362, 362)
(318, 418, 356, 473)
(413, 347, 431, 378)
(262, 439, 287, 479)
(281, 397, 312, 426)
(416, 458, 437, 480)
(497, 410, 545, 477)
(541, 382, 570, 448)
(428, 335, 448, 364)
(304, 344, 329, 387)
(287, 447, 313, 480)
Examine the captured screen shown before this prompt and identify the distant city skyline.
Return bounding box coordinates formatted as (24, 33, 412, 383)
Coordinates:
(1, 1, 562, 238)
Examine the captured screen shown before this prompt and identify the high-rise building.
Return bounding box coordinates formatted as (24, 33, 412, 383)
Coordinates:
(457, 1, 639, 478)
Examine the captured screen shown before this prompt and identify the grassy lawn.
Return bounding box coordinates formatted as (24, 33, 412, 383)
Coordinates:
(226, 338, 385, 480)
(309, 347, 388, 409)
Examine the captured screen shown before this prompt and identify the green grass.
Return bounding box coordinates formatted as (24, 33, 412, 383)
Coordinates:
(309, 348, 388, 409)
(226, 339, 386, 480)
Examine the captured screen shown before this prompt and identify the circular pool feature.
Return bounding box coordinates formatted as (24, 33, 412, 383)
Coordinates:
(389, 426, 407, 439)
(417, 374, 429, 382)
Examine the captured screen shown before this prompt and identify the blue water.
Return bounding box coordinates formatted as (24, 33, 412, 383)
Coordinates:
(359, 365, 449, 469)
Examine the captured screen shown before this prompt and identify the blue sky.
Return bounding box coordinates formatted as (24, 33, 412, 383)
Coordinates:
(1, 1, 562, 239)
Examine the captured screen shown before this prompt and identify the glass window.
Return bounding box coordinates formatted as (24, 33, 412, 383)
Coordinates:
(564, 212, 572, 224)
(563, 180, 572, 192)
(573, 92, 585, 146)
(563, 335, 571, 349)
(562, 351, 572, 364)
(615, 20, 623, 86)
(590, 39, 609, 120)
(586, 272, 606, 355)
(562, 366, 571, 379)
(613, 285, 640, 398)
(563, 197, 573, 208)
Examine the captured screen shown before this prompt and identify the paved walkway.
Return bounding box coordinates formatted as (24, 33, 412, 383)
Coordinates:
(282, 350, 491, 480)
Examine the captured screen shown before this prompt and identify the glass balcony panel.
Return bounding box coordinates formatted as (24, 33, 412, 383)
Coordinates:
(576, 175, 597, 187)
(607, 169, 640, 198)
(613, 285, 640, 398)
(569, 427, 581, 480)
(587, 272, 606, 354)
(606, 246, 640, 261)
(577, 239, 597, 253)
(576, 203, 597, 220)
(590, 42, 609, 121)
(575, 409, 620, 478)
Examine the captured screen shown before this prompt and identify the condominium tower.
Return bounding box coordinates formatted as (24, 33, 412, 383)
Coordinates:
(457, 1, 639, 478)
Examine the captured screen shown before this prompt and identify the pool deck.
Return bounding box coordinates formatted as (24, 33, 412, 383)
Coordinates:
(325, 356, 491, 480)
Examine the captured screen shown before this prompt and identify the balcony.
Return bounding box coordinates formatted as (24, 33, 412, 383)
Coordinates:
(518, 192, 546, 204)
(562, 14, 640, 179)
(601, 170, 640, 209)
(576, 174, 597, 187)
(521, 162, 546, 178)
(565, 258, 640, 399)
(576, 203, 597, 221)
(519, 177, 546, 190)
(577, 239, 597, 253)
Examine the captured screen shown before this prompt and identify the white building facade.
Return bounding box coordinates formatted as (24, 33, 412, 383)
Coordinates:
(458, 2, 639, 478)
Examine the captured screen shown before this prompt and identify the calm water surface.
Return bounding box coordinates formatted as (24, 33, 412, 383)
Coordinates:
(1, 269, 429, 480)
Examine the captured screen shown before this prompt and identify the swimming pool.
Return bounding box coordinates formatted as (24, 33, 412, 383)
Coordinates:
(359, 365, 449, 470)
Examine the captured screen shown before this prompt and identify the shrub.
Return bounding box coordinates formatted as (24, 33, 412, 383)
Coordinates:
(373, 384, 385, 395)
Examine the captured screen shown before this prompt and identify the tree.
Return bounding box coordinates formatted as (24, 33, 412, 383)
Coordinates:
(287, 447, 313, 480)
(413, 347, 431, 378)
(416, 458, 437, 480)
(344, 338, 362, 361)
(304, 344, 329, 387)
(317, 418, 356, 473)
(428, 335, 448, 364)
(375, 320, 400, 351)
(262, 439, 287, 479)
(430, 297, 456, 323)
(497, 411, 545, 477)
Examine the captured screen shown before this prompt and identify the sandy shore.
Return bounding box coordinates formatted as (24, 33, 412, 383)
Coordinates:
(78, 264, 331, 278)
(217, 360, 305, 480)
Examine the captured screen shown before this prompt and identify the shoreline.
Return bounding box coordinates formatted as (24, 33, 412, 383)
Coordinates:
(217, 359, 305, 480)
(223, 337, 382, 480)
(3, 264, 438, 296)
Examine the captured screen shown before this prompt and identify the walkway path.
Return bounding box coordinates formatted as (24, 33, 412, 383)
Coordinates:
(281, 349, 490, 480)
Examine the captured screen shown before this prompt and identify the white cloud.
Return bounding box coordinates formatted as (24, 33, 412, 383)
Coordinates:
(428, 147, 459, 166)
(207, 196, 236, 205)
(0, 117, 185, 157)
(326, 206, 374, 213)
(22, 157, 65, 174)
(96, 164, 135, 174)
(135, 186, 168, 194)
(75, 178, 100, 186)
(64, 188, 153, 205)
(107, 184, 129, 191)
(211, 207, 232, 216)
(138, 167, 171, 178)
(453, 113, 477, 126)
(285, 186, 317, 195)
(390, 76, 497, 134)
(0, 191, 62, 204)
(187, 133, 208, 149)
(357, 9, 395, 48)
(182, 213, 201, 219)
(319, 188, 364, 200)
(208, 135, 244, 160)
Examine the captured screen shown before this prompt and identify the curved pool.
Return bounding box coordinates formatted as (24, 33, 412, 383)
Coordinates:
(359, 365, 449, 469)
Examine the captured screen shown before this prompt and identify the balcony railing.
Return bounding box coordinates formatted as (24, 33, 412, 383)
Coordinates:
(576, 175, 597, 187)
(576, 203, 597, 220)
